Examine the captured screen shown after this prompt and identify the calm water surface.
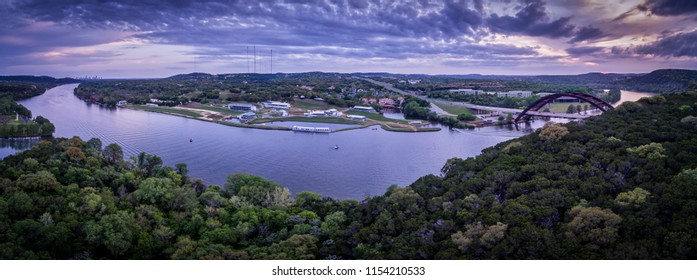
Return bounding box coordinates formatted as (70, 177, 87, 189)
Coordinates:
(3, 84, 649, 199)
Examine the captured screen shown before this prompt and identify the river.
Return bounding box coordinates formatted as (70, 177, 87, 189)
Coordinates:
(0, 85, 652, 199)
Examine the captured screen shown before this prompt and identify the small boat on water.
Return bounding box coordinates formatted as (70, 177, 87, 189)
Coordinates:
(189, 138, 193, 143)
(333, 145, 339, 150)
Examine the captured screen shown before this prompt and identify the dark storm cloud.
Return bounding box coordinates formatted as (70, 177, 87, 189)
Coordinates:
(8, 0, 484, 41)
(637, 0, 697, 16)
(615, 0, 697, 21)
(568, 26, 607, 43)
(633, 30, 697, 57)
(487, 0, 576, 38)
(565, 46, 604, 56)
(3, 0, 572, 50)
(2, 0, 693, 76)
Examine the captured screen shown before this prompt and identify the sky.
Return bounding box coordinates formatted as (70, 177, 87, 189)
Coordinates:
(0, 0, 696, 78)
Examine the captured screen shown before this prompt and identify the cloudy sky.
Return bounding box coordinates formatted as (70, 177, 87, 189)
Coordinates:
(0, 0, 696, 78)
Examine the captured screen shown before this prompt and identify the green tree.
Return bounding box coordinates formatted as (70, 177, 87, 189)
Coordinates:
(539, 123, 569, 141)
(85, 211, 139, 256)
(15, 170, 60, 193)
(102, 143, 124, 164)
(87, 138, 103, 152)
(627, 143, 666, 160)
(565, 206, 622, 250)
(566, 104, 576, 114)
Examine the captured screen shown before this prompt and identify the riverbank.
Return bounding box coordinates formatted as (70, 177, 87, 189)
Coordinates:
(126, 104, 440, 133)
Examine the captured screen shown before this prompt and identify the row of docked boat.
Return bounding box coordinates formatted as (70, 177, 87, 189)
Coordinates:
(291, 125, 331, 133)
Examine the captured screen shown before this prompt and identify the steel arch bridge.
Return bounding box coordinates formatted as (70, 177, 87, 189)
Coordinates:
(514, 93, 614, 123)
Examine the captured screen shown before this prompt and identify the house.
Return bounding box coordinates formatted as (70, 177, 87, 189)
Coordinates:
(379, 98, 395, 108)
(228, 103, 257, 112)
(352, 106, 376, 112)
(261, 101, 291, 109)
(360, 98, 377, 105)
(408, 79, 421, 84)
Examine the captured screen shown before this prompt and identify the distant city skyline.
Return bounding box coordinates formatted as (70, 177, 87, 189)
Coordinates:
(0, 0, 696, 78)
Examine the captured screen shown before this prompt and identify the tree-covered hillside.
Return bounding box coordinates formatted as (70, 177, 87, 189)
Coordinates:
(0, 76, 79, 100)
(73, 72, 377, 107)
(1, 92, 697, 259)
(620, 69, 697, 93)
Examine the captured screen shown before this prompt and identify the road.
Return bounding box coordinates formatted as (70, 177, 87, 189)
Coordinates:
(358, 77, 520, 115)
(357, 77, 454, 116)
(358, 77, 595, 120)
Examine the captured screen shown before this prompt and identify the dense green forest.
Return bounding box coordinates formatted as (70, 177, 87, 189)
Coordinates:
(426, 91, 540, 109)
(73, 73, 379, 107)
(619, 69, 697, 93)
(0, 79, 58, 138)
(1, 90, 696, 259)
(390, 76, 594, 94)
(0, 76, 79, 100)
(377, 69, 697, 96)
(401, 96, 472, 128)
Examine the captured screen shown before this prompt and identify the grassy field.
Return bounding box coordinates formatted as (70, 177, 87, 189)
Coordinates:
(292, 99, 336, 110)
(1, 119, 24, 125)
(250, 116, 363, 125)
(215, 121, 292, 131)
(432, 102, 473, 115)
(184, 103, 247, 115)
(379, 124, 441, 132)
(346, 110, 409, 124)
(546, 102, 590, 113)
(130, 105, 202, 118)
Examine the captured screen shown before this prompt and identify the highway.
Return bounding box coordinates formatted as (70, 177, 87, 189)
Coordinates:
(358, 77, 595, 120)
(358, 77, 522, 114)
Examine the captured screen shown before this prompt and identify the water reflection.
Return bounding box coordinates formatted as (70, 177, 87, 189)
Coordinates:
(0, 138, 42, 159)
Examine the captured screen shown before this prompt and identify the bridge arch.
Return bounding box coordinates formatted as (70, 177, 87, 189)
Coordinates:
(514, 93, 614, 123)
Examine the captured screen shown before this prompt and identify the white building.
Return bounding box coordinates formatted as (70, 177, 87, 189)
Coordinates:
(497, 91, 532, 98)
(324, 109, 341, 117)
(448, 89, 485, 95)
(228, 103, 257, 112)
(271, 109, 288, 117)
(346, 115, 367, 121)
(261, 101, 291, 109)
(304, 110, 326, 117)
(352, 106, 376, 112)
